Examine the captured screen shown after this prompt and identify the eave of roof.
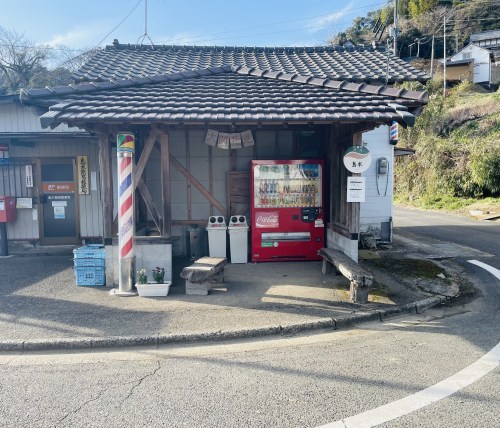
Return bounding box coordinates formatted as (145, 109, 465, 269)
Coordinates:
(20, 67, 428, 130)
(21, 65, 429, 103)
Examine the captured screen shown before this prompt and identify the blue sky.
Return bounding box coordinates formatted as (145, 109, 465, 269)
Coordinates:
(1, 0, 385, 51)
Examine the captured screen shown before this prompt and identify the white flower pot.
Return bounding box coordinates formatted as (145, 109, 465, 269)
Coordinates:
(135, 281, 171, 297)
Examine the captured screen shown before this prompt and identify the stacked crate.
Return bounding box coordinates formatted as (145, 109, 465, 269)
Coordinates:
(73, 244, 106, 286)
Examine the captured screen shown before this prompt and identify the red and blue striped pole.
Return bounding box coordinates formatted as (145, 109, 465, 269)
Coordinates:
(389, 121, 399, 145)
(116, 132, 136, 295)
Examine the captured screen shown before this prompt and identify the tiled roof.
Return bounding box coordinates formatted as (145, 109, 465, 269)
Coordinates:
(470, 30, 500, 43)
(21, 67, 427, 129)
(73, 42, 429, 84)
(446, 59, 474, 66)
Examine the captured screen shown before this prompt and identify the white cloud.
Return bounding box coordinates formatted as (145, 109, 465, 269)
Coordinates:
(44, 24, 104, 48)
(306, 3, 355, 33)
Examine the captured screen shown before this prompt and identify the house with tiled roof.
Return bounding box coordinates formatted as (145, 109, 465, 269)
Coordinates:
(443, 30, 500, 85)
(5, 41, 429, 287)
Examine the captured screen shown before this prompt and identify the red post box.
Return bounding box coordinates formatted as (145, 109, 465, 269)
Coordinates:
(0, 196, 16, 222)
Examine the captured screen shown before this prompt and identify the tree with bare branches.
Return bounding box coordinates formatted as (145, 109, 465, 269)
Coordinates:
(0, 27, 51, 94)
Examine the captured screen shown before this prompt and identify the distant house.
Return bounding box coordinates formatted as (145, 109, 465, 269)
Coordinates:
(443, 30, 500, 85)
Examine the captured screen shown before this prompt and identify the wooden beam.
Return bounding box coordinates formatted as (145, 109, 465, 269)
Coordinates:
(133, 127, 159, 189)
(170, 154, 228, 217)
(137, 177, 161, 230)
(160, 132, 171, 238)
(98, 133, 113, 244)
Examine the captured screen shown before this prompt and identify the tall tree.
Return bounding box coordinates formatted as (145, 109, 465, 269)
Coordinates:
(0, 27, 50, 94)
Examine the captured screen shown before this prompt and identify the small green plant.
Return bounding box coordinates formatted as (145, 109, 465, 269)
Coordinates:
(152, 267, 165, 284)
(137, 268, 147, 284)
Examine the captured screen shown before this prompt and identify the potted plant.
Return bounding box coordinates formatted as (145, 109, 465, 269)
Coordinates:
(135, 267, 171, 297)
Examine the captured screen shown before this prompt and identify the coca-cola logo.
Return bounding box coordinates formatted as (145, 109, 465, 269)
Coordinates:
(255, 211, 279, 228)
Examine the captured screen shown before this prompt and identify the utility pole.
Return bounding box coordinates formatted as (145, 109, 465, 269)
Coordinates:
(430, 34, 435, 78)
(443, 16, 447, 98)
(393, 0, 399, 55)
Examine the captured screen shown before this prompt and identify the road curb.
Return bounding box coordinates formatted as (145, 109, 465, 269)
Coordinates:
(0, 296, 447, 353)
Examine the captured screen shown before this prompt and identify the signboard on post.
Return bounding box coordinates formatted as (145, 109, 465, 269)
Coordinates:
(25, 165, 33, 188)
(343, 146, 372, 173)
(77, 156, 89, 195)
(347, 177, 366, 202)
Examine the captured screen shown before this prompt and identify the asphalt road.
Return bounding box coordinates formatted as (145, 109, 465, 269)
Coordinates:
(0, 208, 498, 428)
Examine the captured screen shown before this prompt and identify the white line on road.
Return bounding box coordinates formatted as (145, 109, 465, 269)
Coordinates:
(467, 260, 500, 280)
(319, 342, 500, 428)
(318, 260, 500, 428)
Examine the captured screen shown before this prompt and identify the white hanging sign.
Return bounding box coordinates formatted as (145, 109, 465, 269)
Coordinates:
(343, 146, 372, 173)
(16, 198, 33, 209)
(347, 177, 366, 202)
(25, 165, 34, 188)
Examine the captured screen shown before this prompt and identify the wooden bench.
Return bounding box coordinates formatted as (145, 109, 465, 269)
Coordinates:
(319, 248, 373, 304)
(180, 257, 227, 295)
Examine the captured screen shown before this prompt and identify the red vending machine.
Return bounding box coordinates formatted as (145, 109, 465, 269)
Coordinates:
(250, 160, 325, 262)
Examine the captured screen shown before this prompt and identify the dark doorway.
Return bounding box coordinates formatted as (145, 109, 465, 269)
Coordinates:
(39, 159, 79, 245)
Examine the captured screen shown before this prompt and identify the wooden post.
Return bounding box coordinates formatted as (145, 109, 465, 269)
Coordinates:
(98, 133, 113, 245)
(160, 132, 171, 238)
(350, 132, 362, 238)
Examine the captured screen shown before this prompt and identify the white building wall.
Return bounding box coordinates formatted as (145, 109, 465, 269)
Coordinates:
(0, 102, 82, 134)
(360, 125, 394, 241)
(451, 44, 492, 83)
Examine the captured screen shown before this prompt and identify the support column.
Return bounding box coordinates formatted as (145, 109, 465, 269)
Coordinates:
(98, 133, 114, 245)
(160, 132, 171, 238)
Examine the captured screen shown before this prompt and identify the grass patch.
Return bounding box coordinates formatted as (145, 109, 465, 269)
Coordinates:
(368, 259, 443, 279)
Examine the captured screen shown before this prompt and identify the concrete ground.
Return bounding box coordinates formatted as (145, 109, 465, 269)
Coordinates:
(0, 238, 459, 351)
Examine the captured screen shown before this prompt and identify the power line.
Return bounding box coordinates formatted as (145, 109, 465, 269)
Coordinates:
(93, 0, 143, 48)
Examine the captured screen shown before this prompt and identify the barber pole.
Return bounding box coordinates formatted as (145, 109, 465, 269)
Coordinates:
(389, 121, 399, 145)
(113, 132, 136, 296)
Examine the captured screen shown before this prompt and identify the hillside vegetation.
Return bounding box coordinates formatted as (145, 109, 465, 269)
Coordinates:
(394, 81, 500, 215)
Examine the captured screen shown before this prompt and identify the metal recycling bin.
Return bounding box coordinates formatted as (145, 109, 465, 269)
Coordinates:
(228, 215, 248, 264)
(207, 216, 227, 258)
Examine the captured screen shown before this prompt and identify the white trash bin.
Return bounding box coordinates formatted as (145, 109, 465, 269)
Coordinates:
(207, 216, 227, 258)
(228, 215, 249, 264)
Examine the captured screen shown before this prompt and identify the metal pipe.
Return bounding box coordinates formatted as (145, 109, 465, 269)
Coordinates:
(0, 223, 8, 257)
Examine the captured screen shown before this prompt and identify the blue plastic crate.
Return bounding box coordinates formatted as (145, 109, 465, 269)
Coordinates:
(73, 245, 105, 259)
(75, 266, 106, 286)
(73, 258, 106, 268)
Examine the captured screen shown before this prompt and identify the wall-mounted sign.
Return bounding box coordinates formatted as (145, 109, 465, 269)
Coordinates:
(77, 155, 89, 195)
(90, 171, 97, 191)
(42, 182, 75, 193)
(205, 129, 255, 149)
(0, 145, 9, 165)
(347, 177, 366, 202)
(16, 198, 33, 209)
(343, 146, 372, 173)
(25, 165, 33, 188)
(54, 206, 66, 219)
